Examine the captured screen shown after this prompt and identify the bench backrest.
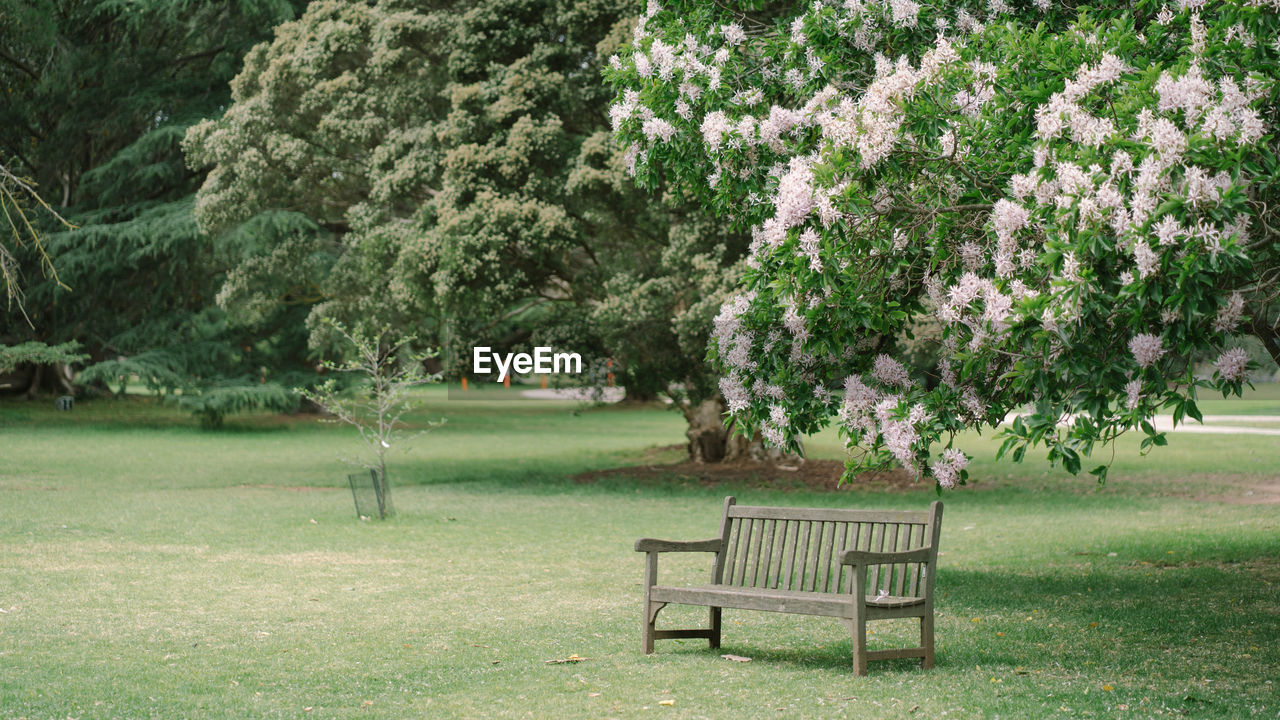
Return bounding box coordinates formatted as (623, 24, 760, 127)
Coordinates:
(712, 497, 943, 598)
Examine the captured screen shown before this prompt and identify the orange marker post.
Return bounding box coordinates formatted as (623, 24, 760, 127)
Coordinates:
(461, 377, 468, 392)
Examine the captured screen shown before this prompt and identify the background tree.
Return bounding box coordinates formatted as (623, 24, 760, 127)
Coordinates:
(609, 0, 1280, 485)
(0, 0, 311, 407)
(185, 0, 772, 462)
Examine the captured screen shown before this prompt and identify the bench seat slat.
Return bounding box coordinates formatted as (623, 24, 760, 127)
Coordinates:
(650, 585, 925, 616)
(728, 506, 928, 523)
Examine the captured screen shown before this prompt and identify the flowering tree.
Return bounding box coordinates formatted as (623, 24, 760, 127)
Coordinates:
(608, 0, 1280, 487)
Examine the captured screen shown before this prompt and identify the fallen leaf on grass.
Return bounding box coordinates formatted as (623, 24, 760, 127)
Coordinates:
(659, 700, 675, 706)
(544, 654, 588, 664)
(721, 654, 752, 662)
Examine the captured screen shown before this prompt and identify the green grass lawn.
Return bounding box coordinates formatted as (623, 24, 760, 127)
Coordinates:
(1, 388, 1277, 718)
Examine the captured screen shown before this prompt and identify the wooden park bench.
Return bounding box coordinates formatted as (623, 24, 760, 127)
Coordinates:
(636, 497, 943, 675)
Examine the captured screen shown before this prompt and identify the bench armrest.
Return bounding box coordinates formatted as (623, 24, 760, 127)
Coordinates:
(840, 547, 932, 566)
(635, 538, 723, 553)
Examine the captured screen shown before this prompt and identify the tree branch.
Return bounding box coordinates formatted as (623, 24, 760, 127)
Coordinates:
(0, 46, 39, 81)
(888, 203, 993, 216)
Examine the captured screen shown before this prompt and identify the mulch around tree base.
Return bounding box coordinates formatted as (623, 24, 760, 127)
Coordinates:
(572, 453, 924, 493)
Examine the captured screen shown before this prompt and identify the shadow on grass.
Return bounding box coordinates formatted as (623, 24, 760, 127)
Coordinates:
(646, 553, 1279, 679)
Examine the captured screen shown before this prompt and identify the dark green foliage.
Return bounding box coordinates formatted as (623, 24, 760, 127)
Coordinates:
(186, 0, 750, 424)
(0, 341, 86, 373)
(176, 381, 299, 429)
(0, 0, 315, 407)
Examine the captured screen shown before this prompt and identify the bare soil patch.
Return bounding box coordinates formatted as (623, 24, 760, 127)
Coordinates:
(573, 446, 927, 493)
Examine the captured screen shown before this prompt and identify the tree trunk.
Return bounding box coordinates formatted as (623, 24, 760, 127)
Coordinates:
(1252, 320, 1280, 369)
(24, 363, 43, 400)
(682, 396, 793, 464)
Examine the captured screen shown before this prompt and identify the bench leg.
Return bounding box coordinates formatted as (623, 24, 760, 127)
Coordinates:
(643, 552, 658, 655)
(920, 612, 935, 670)
(843, 618, 868, 676)
(709, 607, 722, 649)
(643, 600, 662, 654)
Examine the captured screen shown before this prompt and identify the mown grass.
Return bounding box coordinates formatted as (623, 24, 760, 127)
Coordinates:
(1, 387, 1277, 718)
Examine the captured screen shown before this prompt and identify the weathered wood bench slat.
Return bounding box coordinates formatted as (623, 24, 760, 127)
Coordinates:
(728, 505, 929, 523)
(637, 496, 943, 675)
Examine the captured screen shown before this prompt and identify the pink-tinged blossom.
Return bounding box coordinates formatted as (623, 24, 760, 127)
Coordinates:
(1110, 150, 1134, 177)
(1236, 107, 1266, 144)
(947, 271, 987, 313)
(642, 118, 677, 143)
(1061, 251, 1081, 281)
(609, 89, 640, 132)
(798, 227, 822, 271)
(1129, 333, 1166, 368)
(774, 157, 817, 228)
(762, 423, 786, 447)
(1124, 379, 1142, 410)
(872, 354, 912, 388)
(790, 17, 807, 45)
(1144, 117, 1188, 159)
(930, 448, 968, 489)
(889, 0, 921, 27)
(759, 105, 801, 148)
(1133, 238, 1159, 278)
(700, 111, 731, 150)
(1190, 13, 1207, 57)
(721, 22, 746, 46)
(759, 381, 786, 400)
(959, 241, 984, 271)
(880, 417, 918, 471)
(1010, 173, 1038, 200)
(1212, 292, 1245, 333)
(1201, 105, 1236, 140)
(960, 387, 986, 420)
(650, 39, 676, 79)
(1156, 62, 1213, 124)
(982, 286, 1013, 328)
(1214, 347, 1250, 381)
(634, 52, 652, 78)
(720, 374, 751, 413)
(991, 199, 1030, 240)
(782, 303, 809, 341)
(843, 375, 878, 415)
(1152, 216, 1182, 246)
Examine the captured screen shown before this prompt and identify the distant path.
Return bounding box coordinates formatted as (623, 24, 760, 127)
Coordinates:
(520, 387, 625, 402)
(1003, 413, 1280, 436)
(1150, 415, 1280, 436)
